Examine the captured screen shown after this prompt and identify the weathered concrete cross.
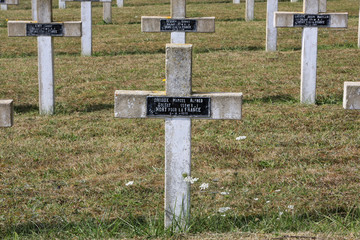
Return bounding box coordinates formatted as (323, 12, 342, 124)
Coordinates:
(0, 0, 18, 11)
(64, 0, 111, 56)
(0, 100, 14, 127)
(275, 0, 347, 104)
(115, 44, 242, 229)
(59, 0, 112, 25)
(8, 0, 81, 115)
(141, 0, 215, 44)
(266, 0, 327, 52)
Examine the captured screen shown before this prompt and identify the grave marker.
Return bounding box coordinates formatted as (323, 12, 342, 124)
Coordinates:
(266, 0, 327, 52)
(64, 0, 111, 56)
(115, 44, 242, 229)
(0, 100, 14, 127)
(117, 0, 122, 7)
(343, 82, 360, 109)
(141, 0, 215, 44)
(0, 0, 18, 11)
(246, 0, 254, 21)
(8, 0, 81, 115)
(266, 0, 278, 51)
(275, 0, 347, 104)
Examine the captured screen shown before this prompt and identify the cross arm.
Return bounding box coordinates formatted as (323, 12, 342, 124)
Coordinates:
(274, 12, 348, 28)
(1, 0, 19, 4)
(141, 17, 215, 33)
(8, 21, 82, 37)
(114, 90, 242, 120)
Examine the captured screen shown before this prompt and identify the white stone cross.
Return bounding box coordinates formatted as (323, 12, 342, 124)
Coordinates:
(63, 0, 111, 56)
(266, 0, 327, 52)
(7, 0, 81, 115)
(59, 0, 112, 24)
(141, 0, 215, 44)
(116, 0, 122, 7)
(0, 0, 18, 11)
(115, 44, 242, 229)
(275, 0, 347, 104)
(246, 0, 254, 21)
(0, 100, 14, 127)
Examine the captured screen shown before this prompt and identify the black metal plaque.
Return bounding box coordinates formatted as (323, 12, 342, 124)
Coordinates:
(26, 23, 64, 36)
(294, 14, 330, 27)
(0, 0, 5, 3)
(147, 97, 210, 117)
(160, 19, 197, 32)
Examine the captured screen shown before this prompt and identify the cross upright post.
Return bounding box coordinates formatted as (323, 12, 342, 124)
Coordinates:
(8, 0, 82, 115)
(115, 44, 242, 230)
(0, 100, 14, 127)
(141, 0, 215, 44)
(245, 0, 254, 21)
(116, 0, 122, 7)
(64, 0, 111, 56)
(275, 0, 347, 104)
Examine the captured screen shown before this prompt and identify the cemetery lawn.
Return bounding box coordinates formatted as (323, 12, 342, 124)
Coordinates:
(1, 0, 360, 238)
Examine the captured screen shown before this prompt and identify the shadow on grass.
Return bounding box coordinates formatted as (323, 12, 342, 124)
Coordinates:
(14, 104, 38, 114)
(316, 94, 342, 105)
(244, 94, 298, 104)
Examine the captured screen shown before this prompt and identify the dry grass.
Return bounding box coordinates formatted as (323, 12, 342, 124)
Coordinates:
(1, 0, 360, 238)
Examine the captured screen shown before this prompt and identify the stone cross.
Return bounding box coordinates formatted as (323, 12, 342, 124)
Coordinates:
(275, 0, 347, 104)
(64, 0, 111, 56)
(117, 0, 122, 7)
(0, 100, 14, 127)
(246, 0, 254, 21)
(141, 0, 215, 44)
(115, 44, 242, 229)
(8, 0, 81, 115)
(266, 0, 278, 51)
(59, 0, 111, 24)
(267, 0, 327, 52)
(0, 0, 18, 11)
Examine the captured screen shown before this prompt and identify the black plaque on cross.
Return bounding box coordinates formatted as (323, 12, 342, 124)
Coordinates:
(0, 0, 5, 3)
(147, 96, 211, 117)
(26, 23, 64, 36)
(294, 14, 331, 27)
(160, 19, 197, 32)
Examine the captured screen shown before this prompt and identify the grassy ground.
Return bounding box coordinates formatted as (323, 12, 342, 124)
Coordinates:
(1, 0, 360, 239)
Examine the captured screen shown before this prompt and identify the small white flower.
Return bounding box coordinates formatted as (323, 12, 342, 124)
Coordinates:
(218, 207, 231, 213)
(183, 176, 199, 184)
(199, 183, 209, 190)
(221, 214, 226, 217)
(275, 189, 281, 192)
(220, 192, 230, 195)
(254, 198, 259, 201)
(266, 200, 270, 204)
(287, 205, 294, 210)
(279, 211, 284, 216)
(125, 181, 134, 186)
(236, 136, 247, 141)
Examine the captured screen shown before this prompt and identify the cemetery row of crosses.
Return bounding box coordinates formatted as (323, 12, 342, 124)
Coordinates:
(0, 0, 359, 230)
